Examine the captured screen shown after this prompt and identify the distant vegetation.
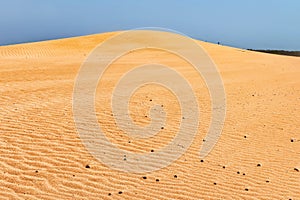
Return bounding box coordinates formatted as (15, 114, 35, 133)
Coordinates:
(247, 49, 300, 57)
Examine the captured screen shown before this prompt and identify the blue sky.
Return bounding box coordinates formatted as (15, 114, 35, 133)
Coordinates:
(0, 0, 299, 50)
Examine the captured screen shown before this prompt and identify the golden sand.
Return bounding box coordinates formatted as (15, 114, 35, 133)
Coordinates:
(0, 32, 299, 199)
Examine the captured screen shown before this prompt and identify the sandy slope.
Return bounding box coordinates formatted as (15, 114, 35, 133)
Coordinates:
(0, 32, 299, 200)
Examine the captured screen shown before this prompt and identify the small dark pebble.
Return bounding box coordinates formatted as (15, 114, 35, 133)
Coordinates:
(85, 165, 90, 168)
(108, 193, 111, 196)
(214, 182, 217, 185)
(222, 166, 226, 169)
(151, 149, 154, 152)
(200, 160, 204, 163)
(174, 175, 177, 178)
(237, 171, 240, 174)
(161, 127, 164, 129)
(128, 141, 131, 143)
(149, 99, 152, 102)
(156, 179, 159, 182)
(244, 136, 247, 138)
(294, 168, 299, 172)
(35, 170, 38, 173)
(118, 191, 123, 194)
(257, 164, 261, 167)
(245, 188, 249, 191)
(243, 173, 246, 176)
(142, 176, 147, 179)
(266, 180, 269, 183)
(290, 139, 294, 142)
(161, 105, 163, 107)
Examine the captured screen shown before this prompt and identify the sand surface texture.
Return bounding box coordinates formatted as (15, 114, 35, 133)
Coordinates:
(0, 32, 299, 199)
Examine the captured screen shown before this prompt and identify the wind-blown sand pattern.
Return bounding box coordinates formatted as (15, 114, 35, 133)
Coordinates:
(0, 32, 299, 199)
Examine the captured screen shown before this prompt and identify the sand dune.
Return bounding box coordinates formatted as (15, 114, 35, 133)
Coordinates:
(0, 32, 299, 199)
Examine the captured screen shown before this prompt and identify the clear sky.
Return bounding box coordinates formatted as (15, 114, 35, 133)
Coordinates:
(0, 0, 299, 50)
